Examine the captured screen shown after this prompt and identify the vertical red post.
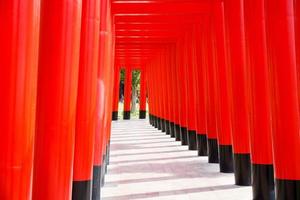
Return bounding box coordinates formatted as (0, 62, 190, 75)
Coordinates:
(174, 46, 183, 141)
(185, 32, 198, 151)
(244, 0, 275, 198)
(223, 0, 251, 186)
(168, 45, 177, 138)
(204, 19, 219, 164)
(72, 0, 100, 199)
(112, 65, 120, 121)
(0, 1, 40, 199)
(178, 40, 189, 145)
(159, 53, 167, 132)
(123, 67, 132, 119)
(265, 0, 300, 198)
(194, 26, 208, 156)
(32, 0, 82, 199)
(139, 67, 147, 119)
(212, 1, 234, 173)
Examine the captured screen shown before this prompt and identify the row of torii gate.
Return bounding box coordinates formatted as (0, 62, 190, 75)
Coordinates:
(1, 0, 300, 200)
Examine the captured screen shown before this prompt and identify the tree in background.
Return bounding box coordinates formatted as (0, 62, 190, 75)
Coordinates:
(120, 69, 140, 113)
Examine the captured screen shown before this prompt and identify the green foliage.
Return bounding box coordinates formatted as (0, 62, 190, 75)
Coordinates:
(120, 68, 140, 90)
(132, 70, 140, 90)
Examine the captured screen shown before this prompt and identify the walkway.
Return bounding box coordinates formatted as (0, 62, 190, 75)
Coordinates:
(102, 119, 252, 200)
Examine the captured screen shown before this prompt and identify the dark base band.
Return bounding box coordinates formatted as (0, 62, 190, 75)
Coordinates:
(112, 111, 118, 121)
(157, 118, 162, 130)
(149, 114, 152, 124)
(101, 160, 105, 187)
(106, 143, 110, 167)
(208, 138, 219, 163)
(165, 120, 170, 135)
(187, 130, 197, 150)
(197, 134, 208, 156)
(233, 153, 251, 186)
(152, 115, 155, 126)
(175, 124, 181, 141)
(218, 145, 233, 173)
(275, 179, 300, 200)
(252, 164, 275, 200)
(170, 122, 175, 138)
(139, 110, 146, 119)
(154, 116, 158, 128)
(92, 165, 102, 200)
(123, 111, 130, 120)
(180, 127, 188, 145)
(72, 180, 92, 200)
(161, 119, 166, 132)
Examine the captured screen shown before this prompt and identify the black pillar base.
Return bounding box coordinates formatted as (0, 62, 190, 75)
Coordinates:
(154, 116, 158, 128)
(161, 119, 166, 132)
(275, 179, 300, 200)
(165, 120, 171, 135)
(139, 110, 146, 119)
(252, 164, 275, 200)
(157, 118, 162, 130)
(106, 142, 110, 166)
(180, 127, 188, 145)
(92, 165, 102, 200)
(233, 153, 251, 186)
(170, 122, 175, 138)
(208, 138, 219, 163)
(100, 155, 106, 187)
(187, 130, 197, 150)
(219, 145, 233, 173)
(197, 134, 208, 156)
(175, 124, 181, 141)
(72, 180, 92, 200)
(112, 111, 118, 121)
(123, 111, 130, 120)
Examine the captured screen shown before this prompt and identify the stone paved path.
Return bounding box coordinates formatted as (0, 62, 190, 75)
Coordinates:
(102, 119, 251, 200)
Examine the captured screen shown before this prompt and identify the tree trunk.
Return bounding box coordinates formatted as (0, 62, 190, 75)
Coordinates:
(131, 87, 137, 113)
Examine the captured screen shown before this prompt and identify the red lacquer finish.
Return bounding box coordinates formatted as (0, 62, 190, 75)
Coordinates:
(212, 1, 232, 146)
(266, 0, 300, 180)
(73, 0, 100, 183)
(32, 0, 82, 199)
(244, 0, 273, 165)
(223, 0, 251, 154)
(0, 1, 40, 199)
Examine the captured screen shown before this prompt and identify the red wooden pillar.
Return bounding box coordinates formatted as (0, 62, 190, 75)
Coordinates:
(164, 49, 171, 135)
(174, 45, 183, 141)
(112, 65, 120, 121)
(223, 0, 251, 186)
(204, 19, 219, 164)
(194, 26, 208, 156)
(0, 1, 40, 199)
(123, 67, 132, 119)
(72, 0, 100, 199)
(178, 40, 189, 145)
(185, 32, 198, 150)
(160, 51, 169, 134)
(139, 67, 147, 119)
(212, 1, 234, 173)
(156, 57, 163, 131)
(244, 0, 275, 198)
(266, 0, 300, 198)
(168, 45, 177, 138)
(103, 22, 115, 178)
(92, 0, 109, 198)
(32, 0, 82, 199)
(295, 0, 300, 105)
